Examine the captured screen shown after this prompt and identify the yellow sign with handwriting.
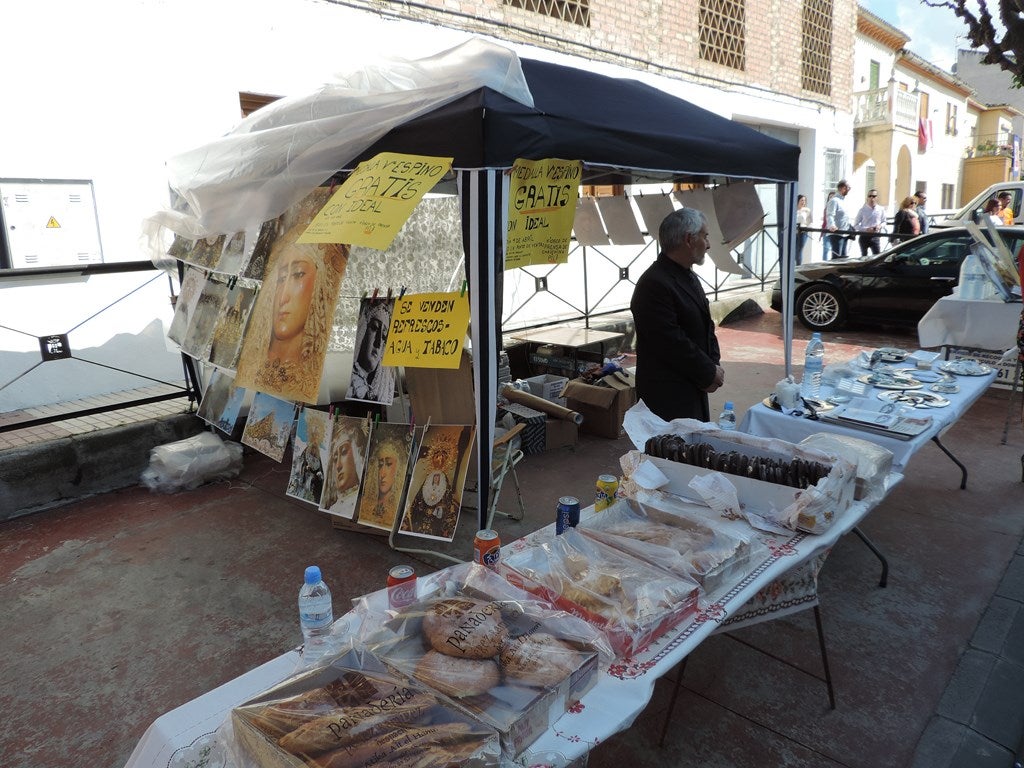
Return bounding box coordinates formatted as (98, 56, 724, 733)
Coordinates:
(298, 153, 453, 250)
(382, 291, 470, 369)
(505, 158, 581, 269)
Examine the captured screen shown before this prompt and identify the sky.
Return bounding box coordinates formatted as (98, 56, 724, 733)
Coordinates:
(860, 0, 977, 73)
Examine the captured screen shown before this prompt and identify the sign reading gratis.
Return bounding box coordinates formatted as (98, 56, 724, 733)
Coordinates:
(383, 291, 470, 369)
(505, 158, 581, 269)
(298, 152, 453, 250)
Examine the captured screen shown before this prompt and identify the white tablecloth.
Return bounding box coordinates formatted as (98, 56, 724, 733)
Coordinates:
(738, 364, 997, 472)
(123, 474, 903, 768)
(917, 294, 1021, 351)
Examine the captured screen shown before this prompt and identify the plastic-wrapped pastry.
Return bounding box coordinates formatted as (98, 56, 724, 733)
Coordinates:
(414, 650, 501, 698)
(499, 632, 580, 687)
(421, 597, 509, 659)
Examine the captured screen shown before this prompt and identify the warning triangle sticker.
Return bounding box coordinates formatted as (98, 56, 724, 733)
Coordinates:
(46, 216, 60, 228)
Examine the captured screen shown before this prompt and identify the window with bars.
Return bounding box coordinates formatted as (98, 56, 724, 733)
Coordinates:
(823, 148, 844, 196)
(699, 0, 745, 71)
(946, 103, 958, 136)
(801, 0, 833, 96)
(504, 0, 590, 26)
(941, 183, 955, 209)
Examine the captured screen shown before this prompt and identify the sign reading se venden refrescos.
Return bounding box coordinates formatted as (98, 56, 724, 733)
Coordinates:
(505, 158, 582, 269)
(382, 291, 470, 369)
(298, 153, 453, 250)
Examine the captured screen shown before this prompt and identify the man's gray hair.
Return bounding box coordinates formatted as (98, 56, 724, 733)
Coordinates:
(659, 207, 707, 251)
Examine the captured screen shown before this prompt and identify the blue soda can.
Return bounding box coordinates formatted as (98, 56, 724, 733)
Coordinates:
(556, 496, 581, 534)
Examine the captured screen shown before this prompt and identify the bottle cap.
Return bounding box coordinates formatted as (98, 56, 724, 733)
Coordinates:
(304, 565, 322, 584)
(725, 401, 734, 409)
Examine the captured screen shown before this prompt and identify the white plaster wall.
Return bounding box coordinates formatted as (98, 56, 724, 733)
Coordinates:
(2, 0, 844, 357)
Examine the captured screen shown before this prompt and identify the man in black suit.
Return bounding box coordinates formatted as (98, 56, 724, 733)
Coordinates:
(630, 208, 724, 422)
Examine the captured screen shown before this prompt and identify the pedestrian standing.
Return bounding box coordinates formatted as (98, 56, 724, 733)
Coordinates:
(853, 188, 886, 256)
(825, 180, 852, 260)
(630, 208, 724, 423)
(914, 191, 929, 235)
(796, 194, 811, 266)
(820, 191, 835, 261)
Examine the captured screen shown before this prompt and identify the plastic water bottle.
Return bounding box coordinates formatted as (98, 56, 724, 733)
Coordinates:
(717, 402, 737, 430)
(957, 252, 988, 300)
(801, 333, 825, 398)
(298, 565, 333, 664)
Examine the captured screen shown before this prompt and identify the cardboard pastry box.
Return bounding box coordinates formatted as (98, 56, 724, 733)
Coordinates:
(524, 374, 569, 402)
(563, 372, 636, 439)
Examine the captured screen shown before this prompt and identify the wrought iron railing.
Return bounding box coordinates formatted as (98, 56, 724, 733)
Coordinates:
(501, 222, 782, 337)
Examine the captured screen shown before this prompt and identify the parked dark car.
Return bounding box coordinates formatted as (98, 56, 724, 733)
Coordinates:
(771, 227, 1024, 331)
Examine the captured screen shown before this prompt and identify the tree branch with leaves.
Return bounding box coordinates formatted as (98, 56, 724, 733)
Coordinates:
(924, 0, 1024, 84)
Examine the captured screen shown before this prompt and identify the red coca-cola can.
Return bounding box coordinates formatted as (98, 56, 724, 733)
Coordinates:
(473, 529, 501, 571)
(387, 565, 417, 609)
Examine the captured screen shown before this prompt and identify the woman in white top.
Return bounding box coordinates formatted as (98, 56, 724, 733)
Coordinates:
(795, 194, 812, 265)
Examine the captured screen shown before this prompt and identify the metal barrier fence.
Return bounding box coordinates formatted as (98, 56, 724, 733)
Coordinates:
(0, 261, 198, 433)
(501, 222, 783, 336)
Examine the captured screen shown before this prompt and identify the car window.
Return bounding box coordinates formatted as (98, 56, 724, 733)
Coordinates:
(888, 235, 971, 266)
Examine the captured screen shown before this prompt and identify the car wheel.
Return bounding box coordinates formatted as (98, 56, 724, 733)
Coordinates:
(796, 284, 847, 331)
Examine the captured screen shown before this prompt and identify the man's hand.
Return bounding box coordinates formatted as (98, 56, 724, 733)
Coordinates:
(704, 365, 725, 393)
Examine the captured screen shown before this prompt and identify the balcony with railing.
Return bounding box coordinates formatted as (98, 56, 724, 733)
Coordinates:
(964, 131, 1014, 159)
(853, 84, 920, 132)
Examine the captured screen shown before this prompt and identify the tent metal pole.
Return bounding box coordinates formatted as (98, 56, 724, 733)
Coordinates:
(460, 169, 499, 534)
(779, 182, 798, 378)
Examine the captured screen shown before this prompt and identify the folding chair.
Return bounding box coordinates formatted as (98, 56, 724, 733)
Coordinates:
(658, 551, 835, 747)
(486, 422, 527, 529)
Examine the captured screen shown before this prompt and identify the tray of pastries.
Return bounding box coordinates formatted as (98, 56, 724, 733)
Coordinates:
(355, 563, 606, 758)
(503, 528, 701, 657)
(577, 497, 758, 599)
(231, 645, 501, 768)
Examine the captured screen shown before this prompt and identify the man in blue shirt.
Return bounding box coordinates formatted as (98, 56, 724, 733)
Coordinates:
(825, 180, 852, 259)
(914, 190, 929, 235)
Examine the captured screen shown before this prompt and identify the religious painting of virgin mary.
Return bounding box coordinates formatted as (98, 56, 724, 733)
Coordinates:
(399, 424, 476, 541)
(234, 223, 348, 403)
(319, 414, 372, 520)
(354, 422, 414, 532)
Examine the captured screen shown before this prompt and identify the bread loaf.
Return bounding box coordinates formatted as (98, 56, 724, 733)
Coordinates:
(499, 632, 580, 688)
(413, 650, 500, 698)
(276, 690, 432, 757)
(421, 597, 508, 659)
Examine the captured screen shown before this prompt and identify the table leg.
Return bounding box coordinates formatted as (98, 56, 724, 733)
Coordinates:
(1003, 359, 1022, 446)
(852, 526, 888, 588)
(931, 435, 968, 489)
(658, 657, 689, 748)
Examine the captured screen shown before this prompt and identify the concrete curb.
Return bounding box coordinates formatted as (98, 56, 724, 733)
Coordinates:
(0, 413, 204, 521)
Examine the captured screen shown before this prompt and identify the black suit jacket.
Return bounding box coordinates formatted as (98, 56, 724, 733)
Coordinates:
(630, 254, 721, 422)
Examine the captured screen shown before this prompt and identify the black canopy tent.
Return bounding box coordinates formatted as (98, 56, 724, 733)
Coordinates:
(349, 56, 802, 531)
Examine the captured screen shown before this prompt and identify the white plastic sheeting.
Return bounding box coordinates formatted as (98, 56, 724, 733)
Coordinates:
(145, 39, 533, 245)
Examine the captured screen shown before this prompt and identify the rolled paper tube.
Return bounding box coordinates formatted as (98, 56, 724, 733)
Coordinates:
(500, 385, 584, 424)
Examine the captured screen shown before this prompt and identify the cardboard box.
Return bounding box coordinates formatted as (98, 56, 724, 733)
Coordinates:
(563, 372, 636, 439)
(545, 418, 578, 450)
(524, 374, 569, 401)
(638, 430, 856, 534)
